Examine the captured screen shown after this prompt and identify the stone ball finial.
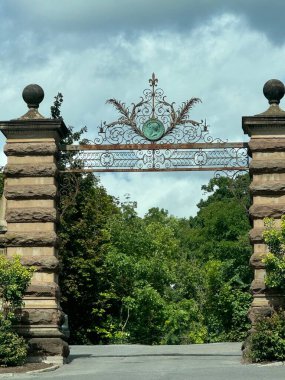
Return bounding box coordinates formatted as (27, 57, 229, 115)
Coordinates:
(263, 79, 285, 105)
(22, 84, 44, 109)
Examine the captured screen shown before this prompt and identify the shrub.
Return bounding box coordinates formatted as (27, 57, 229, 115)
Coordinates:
(0, 254, 34, 366)
(247, 311, 285, 363)
(0, 318, 28, 366)
(0, 254, 34, 318)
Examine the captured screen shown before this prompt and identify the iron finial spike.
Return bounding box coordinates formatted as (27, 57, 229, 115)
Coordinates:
(149, 73, 158, 88)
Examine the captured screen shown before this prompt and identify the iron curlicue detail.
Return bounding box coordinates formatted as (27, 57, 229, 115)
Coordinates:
(62, 147, 248, 172)
(90, 73, 225, 145)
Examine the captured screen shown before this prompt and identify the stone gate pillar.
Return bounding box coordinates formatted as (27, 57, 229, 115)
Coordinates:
(243, 79, 285, 325)
(0, 84, 69, 363)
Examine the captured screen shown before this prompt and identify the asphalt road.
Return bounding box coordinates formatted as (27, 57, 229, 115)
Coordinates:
(5, 343, 285, 380)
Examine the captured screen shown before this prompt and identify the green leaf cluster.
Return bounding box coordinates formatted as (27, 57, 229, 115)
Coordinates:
(247, 311, 285, 362)
(59, 168, 252, 344)
(0, 255, 33, 366)
(55, 106, 252, 344)
(263, 216, 285, 290)
(0, 318, 28, 366)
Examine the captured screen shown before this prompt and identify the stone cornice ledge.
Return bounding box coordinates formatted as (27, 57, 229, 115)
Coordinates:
(0, 119, 69, 139)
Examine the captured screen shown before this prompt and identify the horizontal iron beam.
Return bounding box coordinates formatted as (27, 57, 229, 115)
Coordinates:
(61, 142, 248, 151)
(61, 166, 249, 173)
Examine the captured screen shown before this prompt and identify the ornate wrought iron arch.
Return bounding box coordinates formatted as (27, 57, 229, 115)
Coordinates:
(61, 74, 249, 174)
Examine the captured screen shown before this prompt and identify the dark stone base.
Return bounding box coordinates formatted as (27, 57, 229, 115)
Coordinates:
(28, 337, 69, 361)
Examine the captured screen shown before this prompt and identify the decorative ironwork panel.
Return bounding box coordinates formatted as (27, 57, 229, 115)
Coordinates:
(62, 146, 248, 172)
(90, 73, 223, 145)
(59, 74, 249, 173)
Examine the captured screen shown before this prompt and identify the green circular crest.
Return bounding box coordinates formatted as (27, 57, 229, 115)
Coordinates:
(142, 118, 165, 141)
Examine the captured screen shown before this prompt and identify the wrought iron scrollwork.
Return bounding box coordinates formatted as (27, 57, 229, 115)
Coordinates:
(60, 74, 249, 174)
(89, 73, 225, 145)
(62, 146, 249, 172)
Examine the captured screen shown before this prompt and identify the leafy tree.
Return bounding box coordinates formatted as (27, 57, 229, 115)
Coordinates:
(93, 173, 252, 344)
(58, 172, 252, 344)
(51, 95, 120, 343)
(52, 93, 252, 344)
(58, 173, 119, 343)
(179, 174, 252, 341)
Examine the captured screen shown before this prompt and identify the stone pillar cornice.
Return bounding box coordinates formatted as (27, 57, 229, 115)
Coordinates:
(242, 116, 285, 136)
(0, 118, 69, 140)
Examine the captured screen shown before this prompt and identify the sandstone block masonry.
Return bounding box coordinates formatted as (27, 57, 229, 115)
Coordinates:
(0, 84, 69, 364)
(243, 79, 285, 325)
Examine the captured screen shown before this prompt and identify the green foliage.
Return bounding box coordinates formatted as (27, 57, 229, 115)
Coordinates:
(58, 174, 119, 343)
(50, 92, 63, 119)
(162, 299, 207, 344)
(0, 318, 27, 366)
(52, 108, 120, 343)
(248, 311, 285, 362)
(123, 285, 166, 344)
(90, 175, 251, 344)
(56, 113, 252, 347)
(0, 255, 33, 366)
(263, 216, 285, 290)
(264, 253, 285, 290)
(0, 255, 34, 319)
(178, 174, 252, 342)
(246, 217, 285, 362)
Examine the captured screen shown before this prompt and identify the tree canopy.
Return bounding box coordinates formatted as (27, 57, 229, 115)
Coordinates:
(58, 171, 252, 344)
(53, 94, 252, 344)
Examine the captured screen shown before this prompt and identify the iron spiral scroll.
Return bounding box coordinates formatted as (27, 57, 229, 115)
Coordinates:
(61, 146, 248, 172)
(60, 74, 249, 173)
(89, 73, 224, 145)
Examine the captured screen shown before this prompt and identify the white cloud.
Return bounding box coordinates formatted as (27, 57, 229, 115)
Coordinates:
(98, 172, 212, 218)
(1, 12, 285, 217)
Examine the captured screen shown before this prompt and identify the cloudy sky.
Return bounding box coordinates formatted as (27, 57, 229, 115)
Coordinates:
(0, 0, 285, 217)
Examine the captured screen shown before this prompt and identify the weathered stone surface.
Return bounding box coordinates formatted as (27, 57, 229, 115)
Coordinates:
(6, 208, 57, 223)
(0, 232, 58, 246)
(250, 252, 266, 269)
(18, 327, 64, 338)
(250, 278, 266, 293)
(250, 159, 285, 173)
(242, 116, 285, 135)
(28, 338, 69, 357)
(4, 164, 57, 177)
(4, 143, 58, 156)
(1, 113, 69, 363)
(26, 282, 59, 298)
(248, 139, 285, 152)
(1, 118, 69, 140)
(4, 185, 57, 199)
(21, 309, 61, 325)
(248, 306, 273, 323)
(21, 256, 59, 271)
(249, 204, 285, 219)
(250, 181, 285, 194)
(249, 228, 264, 243)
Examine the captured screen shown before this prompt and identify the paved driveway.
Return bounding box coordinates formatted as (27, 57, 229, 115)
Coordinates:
(7, 343, 285, 380)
